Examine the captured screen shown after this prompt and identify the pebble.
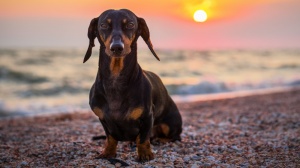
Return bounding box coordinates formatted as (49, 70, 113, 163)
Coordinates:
(191, 164, 199, 168)
(231, 145, 241, 151)
(222, 164, 231, 168)
(174, 157, 183, 165)
(106, 163, 115, 168)
(191, 155, 201, 160)
(188, 148, 194, 153)
(170, 155, 176, 161)
(250, 158, 257, 164)
(19, 149, 26, 153)
(115, 162, 122, 167)
(164, 163, 173, 167)
(202, 163, 211, 167)
(19, 161, 28, 166)
(163, 158, 168, 163)
(218, 121, 230, 127)
(207, 156, 215, 162)
(183, 156, 190, 162)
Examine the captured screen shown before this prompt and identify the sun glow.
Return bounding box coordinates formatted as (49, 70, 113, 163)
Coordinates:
(193, 10, 208, 22)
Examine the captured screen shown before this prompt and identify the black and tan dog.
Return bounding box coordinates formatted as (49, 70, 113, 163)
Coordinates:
(83, 9, 182, 161)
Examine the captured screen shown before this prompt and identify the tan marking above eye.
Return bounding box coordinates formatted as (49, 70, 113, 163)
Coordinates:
(122, 19, 127, 23)
(107, 19, 111, 23)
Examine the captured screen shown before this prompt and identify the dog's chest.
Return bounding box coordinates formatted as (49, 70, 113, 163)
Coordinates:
(94, 89, 144, 140)
(102, 107, 144, 141)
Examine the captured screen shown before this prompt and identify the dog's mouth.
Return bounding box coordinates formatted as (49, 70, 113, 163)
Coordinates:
(107, 49, 129, 58)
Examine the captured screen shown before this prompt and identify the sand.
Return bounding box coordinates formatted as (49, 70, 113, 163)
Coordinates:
(0, 88, 299, 167)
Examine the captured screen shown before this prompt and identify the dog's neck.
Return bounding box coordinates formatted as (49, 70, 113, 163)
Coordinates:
(97, 42, 142, 91)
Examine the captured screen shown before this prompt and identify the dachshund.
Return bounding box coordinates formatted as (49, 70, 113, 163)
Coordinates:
(83, 9, 182, 162)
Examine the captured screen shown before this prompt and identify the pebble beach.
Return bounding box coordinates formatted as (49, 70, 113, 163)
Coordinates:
(1, 88, 299, 167)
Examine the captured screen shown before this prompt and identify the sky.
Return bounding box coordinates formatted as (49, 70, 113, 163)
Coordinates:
(0, 0, 300, 50)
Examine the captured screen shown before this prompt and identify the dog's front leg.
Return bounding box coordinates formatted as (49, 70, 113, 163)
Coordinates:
(99, 135, 118, 158)
(136, 114, 154, 161)
(93, 106, 118, 158)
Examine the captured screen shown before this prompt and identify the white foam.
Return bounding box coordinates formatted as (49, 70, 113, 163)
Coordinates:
(172, 86, 300, 103)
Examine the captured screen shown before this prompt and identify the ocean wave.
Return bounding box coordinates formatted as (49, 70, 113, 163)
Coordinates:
(1, 48, 300, 118)
(17, 85, 89, 97)
(0, 66, 48, 83)
(167, 79, 300, 95)
(167, 82, 229, 95)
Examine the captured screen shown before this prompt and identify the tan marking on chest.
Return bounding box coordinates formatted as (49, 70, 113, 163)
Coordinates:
(93, 107, 104, 120)
(128, 107, 143, 120)
(110, 57, 124, 77)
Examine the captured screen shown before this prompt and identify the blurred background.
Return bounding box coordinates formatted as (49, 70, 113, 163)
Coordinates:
(0, 0, 300, 117)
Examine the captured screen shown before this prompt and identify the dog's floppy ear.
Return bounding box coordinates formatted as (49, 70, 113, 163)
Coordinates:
(83, 17, 99, 63)
(138, 18, 160, 61)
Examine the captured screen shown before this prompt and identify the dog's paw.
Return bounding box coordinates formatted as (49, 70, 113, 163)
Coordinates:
(98, 150, 117, 159)
(137, 150, 154, 162)
(136, 136, 154, 162)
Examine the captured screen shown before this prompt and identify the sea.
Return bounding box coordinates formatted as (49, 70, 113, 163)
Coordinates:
(0, 48, 299, 118)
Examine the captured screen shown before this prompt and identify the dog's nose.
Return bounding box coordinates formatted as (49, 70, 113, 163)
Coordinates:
(110, 37, 124, 55)
(110, 43, 124, 54)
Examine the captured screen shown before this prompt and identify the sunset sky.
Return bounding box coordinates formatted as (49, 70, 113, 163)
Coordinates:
(0, 0, 299, 50)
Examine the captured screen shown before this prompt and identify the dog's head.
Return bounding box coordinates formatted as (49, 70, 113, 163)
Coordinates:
(83, 9, 160, 63)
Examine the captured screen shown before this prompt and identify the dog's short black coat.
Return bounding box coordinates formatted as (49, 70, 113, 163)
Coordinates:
(83, 9, 182, 161)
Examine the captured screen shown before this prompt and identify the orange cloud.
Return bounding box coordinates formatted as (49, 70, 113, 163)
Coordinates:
(179, 0, 282, 22)
(0, 0, 282, 21)
(0, 0, 182, 18)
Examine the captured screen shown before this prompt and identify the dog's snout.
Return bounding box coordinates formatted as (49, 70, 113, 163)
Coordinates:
(110, 37, 124, 55)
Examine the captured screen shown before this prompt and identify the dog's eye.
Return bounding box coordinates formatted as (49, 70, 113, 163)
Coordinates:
(126, 22, 135, 29)
(100, 23, 109, 29)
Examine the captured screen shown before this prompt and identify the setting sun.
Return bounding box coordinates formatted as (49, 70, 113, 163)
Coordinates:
(193, 10, 208, 22)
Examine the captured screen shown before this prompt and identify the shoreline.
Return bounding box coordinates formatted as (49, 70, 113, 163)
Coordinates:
(0, 88, 299, 167)
(172, 85, 300, 102)
(1, 85, 299, 120)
